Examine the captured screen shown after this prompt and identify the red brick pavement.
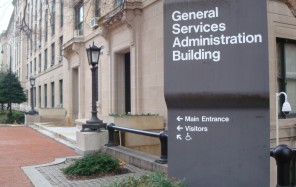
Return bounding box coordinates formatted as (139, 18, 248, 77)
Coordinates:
(0, 126, 77, 187)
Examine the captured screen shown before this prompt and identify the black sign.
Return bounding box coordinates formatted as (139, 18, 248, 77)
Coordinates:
(164, 0, 270, 186)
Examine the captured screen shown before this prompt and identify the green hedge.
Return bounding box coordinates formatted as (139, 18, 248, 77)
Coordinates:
(106, 172, 186, 187)
(0, 110, 25, 124)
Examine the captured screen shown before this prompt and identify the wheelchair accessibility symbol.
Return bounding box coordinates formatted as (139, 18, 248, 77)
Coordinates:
(185, 133, 192, 141)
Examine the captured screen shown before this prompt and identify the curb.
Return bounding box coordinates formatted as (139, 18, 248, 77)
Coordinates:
(22, 156, 81, 187)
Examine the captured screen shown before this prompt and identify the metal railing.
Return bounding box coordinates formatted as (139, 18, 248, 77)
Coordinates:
(270, 144, 296, 187)
(105, 123, 168, 164)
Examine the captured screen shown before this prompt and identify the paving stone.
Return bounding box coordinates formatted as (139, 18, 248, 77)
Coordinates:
(36, 158, 150, 187)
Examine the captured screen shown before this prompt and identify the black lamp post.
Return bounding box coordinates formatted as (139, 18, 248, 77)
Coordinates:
(28, 76, 37, 115)
(81, 42, 104, 132)
(1, 43, 12, 114)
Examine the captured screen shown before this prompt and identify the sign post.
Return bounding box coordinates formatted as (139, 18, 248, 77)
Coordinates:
(164, 0, 270, 186)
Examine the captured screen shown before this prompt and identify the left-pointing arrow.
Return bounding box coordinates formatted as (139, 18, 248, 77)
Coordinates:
(176, 134, 182, 140)
(177, 125, 183, 131)
(177, 116, 184, 121)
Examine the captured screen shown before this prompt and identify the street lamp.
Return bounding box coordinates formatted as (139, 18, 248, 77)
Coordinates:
(1, 43, 12, 114)
(28, 76, 38, 115)
(81, 42, 104, 132)
(276, 92, 292, 145)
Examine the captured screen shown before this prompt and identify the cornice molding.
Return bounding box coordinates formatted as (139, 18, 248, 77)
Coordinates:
(97, 1, 143, 29)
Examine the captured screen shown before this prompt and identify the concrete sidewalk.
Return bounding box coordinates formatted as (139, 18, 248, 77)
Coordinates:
(0, 126, 77, 187)
(31, 123, 78, 149)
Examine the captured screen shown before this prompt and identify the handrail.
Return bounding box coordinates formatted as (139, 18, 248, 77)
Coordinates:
(105, 123, 168, 164)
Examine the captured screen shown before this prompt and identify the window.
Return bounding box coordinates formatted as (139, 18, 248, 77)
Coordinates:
(277, 38, 296, 116)
(59, 79, 63, 107)
(30, 61, 32, 74)
(44, 49, 47, 70)
(34, 87, 36, 107)
(44, 84, 47, 108)
(39, 0, 42, 16)
(51, 82, 55, 108)
(34, 23, 37, 51)
(30, 4, 33, 43)
(34, 0, 37, 50)
(34, 0, 37, 21)
(60, 0, 64, 27)
(39, 0, 42, 45)
(51, 43, 55, 66)
(75, 2, 84, 33)
(45, 0, 48, 41)
(38, 54, 41, 72)
(30, 36, 32, 56)
(26, 90, 29, 105)
(39, 85, 41, 107)
(34, 58, 36, 73)
(115, 0, 123, 6)
(59, 36, 63, 62)
(27, 38, 30, 56)
(51, 0, 56, 35)
(26, 64, 28, 79)
(95, 0, 101, 17)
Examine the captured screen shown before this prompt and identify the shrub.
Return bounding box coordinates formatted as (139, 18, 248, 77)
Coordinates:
(109, 113, 159, 117)
(63, 153, 120, 176)
(106, 172, 186, 187)
(5, 111, 25, 124)
(1, 110, 25, 124)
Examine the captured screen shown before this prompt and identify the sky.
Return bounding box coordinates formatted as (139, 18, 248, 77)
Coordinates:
(0, 0, 14, 33)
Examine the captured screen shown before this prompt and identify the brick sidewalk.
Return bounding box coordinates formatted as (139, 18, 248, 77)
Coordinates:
(0, 126, 77, 187)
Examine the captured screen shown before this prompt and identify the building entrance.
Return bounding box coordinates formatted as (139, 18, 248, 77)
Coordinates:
(114, 51, 131, 114)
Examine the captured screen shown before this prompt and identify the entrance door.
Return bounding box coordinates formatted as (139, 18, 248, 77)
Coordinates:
(124, 52, 131, 113)
(114, 52, 131, 114)
(72, 68, 79, 120)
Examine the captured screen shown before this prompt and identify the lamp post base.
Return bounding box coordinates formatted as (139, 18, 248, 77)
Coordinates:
(81, 120, 105, 132)
(27, 110, 38, 115)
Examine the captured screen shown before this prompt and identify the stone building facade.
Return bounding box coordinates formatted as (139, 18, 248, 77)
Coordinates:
(55, 0, 167, 124)
(268, 1, 296, 186)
